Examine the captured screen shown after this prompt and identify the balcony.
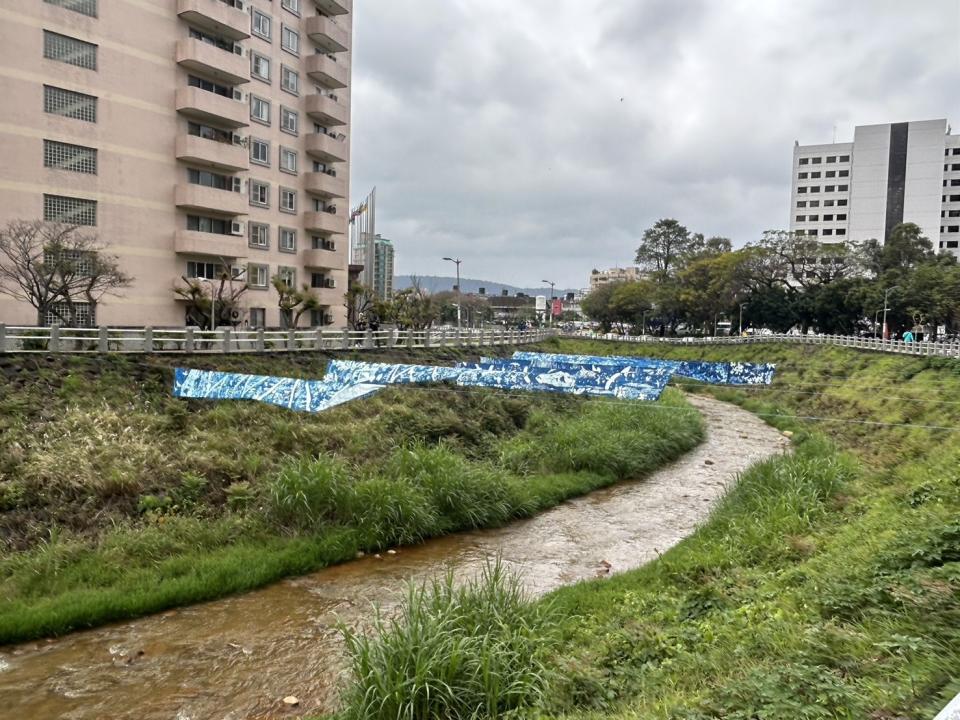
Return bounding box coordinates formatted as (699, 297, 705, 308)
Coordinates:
(177, 0, 250, 41)
(305, 132, 347, 163)
(304, 172, 346, 199)
(176, 38, 249, 86)
(313, 0, 351, 16)
(303, 248, 342, 269)
(176, 134, 249, 172)
(176, 86, 249, 128)
(174, 230, 247, 259)
(305, 15, 349, 53)
(304, 210, 345, 234)
(305, 94, 348, 127)
(175, 184, 248, 216)
(304, 53, 349, 89)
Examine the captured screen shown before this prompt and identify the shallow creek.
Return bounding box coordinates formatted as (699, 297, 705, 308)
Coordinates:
(0, 394, 788, 720)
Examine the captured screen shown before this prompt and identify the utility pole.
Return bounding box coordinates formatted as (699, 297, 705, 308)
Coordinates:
(443, 257, 462, 332)
(882, 285, 899, 341)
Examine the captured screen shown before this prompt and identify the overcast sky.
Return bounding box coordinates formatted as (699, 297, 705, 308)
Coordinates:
(348, 0, 960, 289)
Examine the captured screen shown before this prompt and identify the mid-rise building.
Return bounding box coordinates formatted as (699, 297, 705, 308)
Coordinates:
(0, 0, 353, 327)
(790, 119, 960, 256)
(589, 266, 643, 291)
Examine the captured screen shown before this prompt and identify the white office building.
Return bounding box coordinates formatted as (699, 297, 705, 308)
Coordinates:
(790, 119, 960, 256)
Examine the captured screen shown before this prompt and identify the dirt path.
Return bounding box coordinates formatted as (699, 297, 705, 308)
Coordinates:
(0, 394, 789, 720)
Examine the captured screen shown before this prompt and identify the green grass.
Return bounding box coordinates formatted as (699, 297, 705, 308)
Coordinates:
(0, 350, 703, 642)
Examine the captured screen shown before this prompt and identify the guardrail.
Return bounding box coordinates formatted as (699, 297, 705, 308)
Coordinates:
(564, 331, 960, 359)
(0, 324, 553, 354)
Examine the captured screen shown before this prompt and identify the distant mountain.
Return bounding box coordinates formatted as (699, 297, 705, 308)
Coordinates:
(395, 275, 579, 298)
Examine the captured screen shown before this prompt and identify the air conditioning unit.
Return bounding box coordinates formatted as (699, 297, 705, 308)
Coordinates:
(231, 133, 244, 146)
(232, 177, 243, 193)
(323, 314, 334, 326)
(233, 44, 243, 56)
(324, 278, 336, 289)
(234, 0, 244, 10)
(326, 205, 337, 214)
(233, 89, 243, 101)
(231, 221, 245, 236)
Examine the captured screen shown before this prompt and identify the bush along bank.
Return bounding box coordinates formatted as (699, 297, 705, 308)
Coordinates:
(0, 349, 704, 643)
(333, 339, 959, 719)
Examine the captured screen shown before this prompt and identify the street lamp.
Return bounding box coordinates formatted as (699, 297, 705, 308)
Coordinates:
(739, 302, 749, 336)
(442, 257, 462, 332)
(542, 280, 555, 327)
(882, 286, 900, 341)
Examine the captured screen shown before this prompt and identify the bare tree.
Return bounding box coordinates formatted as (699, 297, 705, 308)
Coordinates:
(0, 220, 132, 326)
(344, 281, 377, 330)
(174, 264, 248, 330)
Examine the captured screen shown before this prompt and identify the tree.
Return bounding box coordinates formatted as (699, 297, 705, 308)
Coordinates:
(580, 282, 623, 332)
(345, 282, 378, 330)
(382, 282, 438, 330)
(866, 222, 937, 274)
(634, 219, 704, 278)
(0, 220, 132, 326)
(174, 267, 248, 330)
(272, 274, 323, 328)
(676, 250, 748, 334)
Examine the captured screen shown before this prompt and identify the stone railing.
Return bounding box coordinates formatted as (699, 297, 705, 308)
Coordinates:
(0, 324, 553, 354)
(564, 331, 960, 359)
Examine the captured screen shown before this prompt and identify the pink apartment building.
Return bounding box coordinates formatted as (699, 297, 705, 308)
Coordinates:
(0, 0, 352, 327)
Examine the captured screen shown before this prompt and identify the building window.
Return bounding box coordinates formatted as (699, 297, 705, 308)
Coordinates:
(250, 180, 270, 207)
(823, 215, 833, 221)
(839, 169, 849, 177)
(280, 147, 297, 174)
(188, 74, 232, 98)
(281, 65, 299, 95)
(252, 9, 272, 40)
(43, 194, 96, 226)
(279, 227, 297, 252)
(188, 121, 233, 143)
(188, 168, 235, 191)
(311, 272, 327, 288)
(839, 155, 850, 162)
(798, 158, 809, 166)
(281, 26, 300, 55)
(826, 156, 836, 163)
(808, 229, 818, 235)
(795, 215, 805, 222)
(824, 200, 834, 207)
(311, 308, 331, 327)
(825, 185, 835, 192)
(43, 140, 97, 174)
(796, 201, 807, 208)
(836, 228, 846, 236)
(838, 184, 848, 191)
(825, 170, 836, 178)
(281, 0, 301, 15)
(43, 85, 97, 123)
(43, 301, 95, 327)
(43, 31, 97, 70)
(808, 215, 819, 222)
(950, 210, 960, 218)
(954, 149, 960, 156)
(280, 106, 298, 135)
(250, 137, 270, 165)
(837, 199, 848, 206)
(313, 236, 336, 251)
(809, 186, 820, 193)
(250, 95, 271, 124)
(797, 187, 807, 194)
(249, 222, 270, 249)
(251, 52, 271, 82)
(248, 264, 269, 288)
(186, 215, 230, 234)
(279, 187, 296, 213)
(823, 229, 833, 236)
(810, 171, 821, 179)
(186, 261, 225, 280)
(44, 0, 98, 17)
(249, 307, 266, 328)
(798, 172, 808, 180)
(950, 226, 960, 233)
(811, 157, 822, 164)
(809, 200, 820, 208)
(952, 179, 960, 187)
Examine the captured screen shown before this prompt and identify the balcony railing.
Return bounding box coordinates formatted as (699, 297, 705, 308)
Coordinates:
(177, 0, 250, 41)
(176, 38, 249, 86)
(176, 134, 250, 172)
(304, 172, 347, 199)
(305, 132, 347, 163)
(304, 210, 345, 234)
(174, 229, 247, 259)
(304, 53, 349, 89)
(175, 184, 248, 216)
(176, 86, 249, 128)
(303, 248, 340, 269)
(305, 15, 349, 53)
(305, 94, 348, 126)
(313, 0, 351, 17)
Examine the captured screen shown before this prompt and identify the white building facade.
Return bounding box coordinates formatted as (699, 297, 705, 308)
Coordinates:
(790, 119, 960, 256)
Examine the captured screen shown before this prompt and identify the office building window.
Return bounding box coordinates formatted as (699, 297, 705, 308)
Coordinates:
(796, 201, 807, 208)
(951, 179, 960, 187)
(837, 199, 848, 206)
(280, 106, 298, 134)
(811, 157, 822, 164)
(839, 154, 850, 162)
(808, 229, 818, 235)
(249, 222, 270, 249)
(280, 147, 297, 173)
(252, 9, 272, 40)
(281, 26, 300, 55)
(950, 226, 960, 233)
(826, 156, 836, 163)
(250, 95, 270, 124)
(44, 0, 98, 17)
(824, 200, 834, 207)
(281, 0, 300, 15)
(798, 158, 809, 165)
(837, 214, 847, 221)
(281, 65, 299, 94)
(839, 169, 849, 177)
(798, 172, 808, 180)
(825, 171, 836, 178)
(836, 228, 846, 236)
(43, 140, 97, 174)
(250, 180, 270, 207)
(43, 85, 97, 122)
(798, 187, 807, 194)
(43, 194, 96, 226)
(279, 228, 296, 252)
(795, 215, 805, 222)
(823, 229, 833, 236)
(279, 187, 296, 213)
(809, 186, 820, 193)
(247, 264, 269, 288)
(825, 185, 835, 192)
(954, 148, 960, 156)
(250, 137, 270, 165)
(950, 210, 960, 218)
(43, 31, 97, 70)
(823, 215, 833, 221)
(809, 200, 820, 207)
(251, 52, 271, 82)
(808, 215, 819, 222)
(810, 171, 821, 179)
(838, 184, 848, 191)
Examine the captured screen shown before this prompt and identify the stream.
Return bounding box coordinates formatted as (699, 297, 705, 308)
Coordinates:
(0, 394, 789, 720)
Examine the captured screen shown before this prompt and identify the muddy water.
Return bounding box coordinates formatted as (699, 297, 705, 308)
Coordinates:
(0, 395, 788, 720)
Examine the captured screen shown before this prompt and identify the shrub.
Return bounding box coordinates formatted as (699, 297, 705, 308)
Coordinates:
(264, 456, 353, 532)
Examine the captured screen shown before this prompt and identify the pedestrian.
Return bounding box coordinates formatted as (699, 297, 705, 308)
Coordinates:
(902, 329, 914, 343)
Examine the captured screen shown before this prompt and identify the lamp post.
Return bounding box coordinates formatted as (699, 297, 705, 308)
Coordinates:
(542, 280, 555, 327)
(873, 308, 882, 338)
(442, 257, 462, 332)
(882, 285, 900, 341)
(739, 302, 748, 336)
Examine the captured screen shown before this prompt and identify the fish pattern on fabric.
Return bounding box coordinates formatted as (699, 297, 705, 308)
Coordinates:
(172, 353, 775, 413)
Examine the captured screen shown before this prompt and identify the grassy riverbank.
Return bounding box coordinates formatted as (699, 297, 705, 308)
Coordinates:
(334, 340, 960, 719)
(0, 349, 703, 643)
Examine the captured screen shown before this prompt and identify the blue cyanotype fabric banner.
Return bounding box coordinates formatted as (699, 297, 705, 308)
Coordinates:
(173, 351, 775, 414)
